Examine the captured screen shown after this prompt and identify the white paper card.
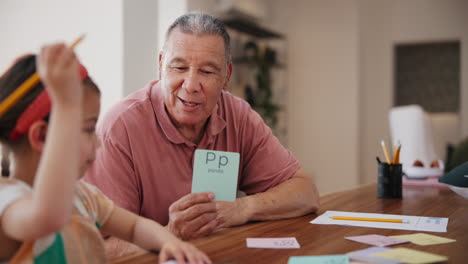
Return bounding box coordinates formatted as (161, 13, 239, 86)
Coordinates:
(246, 237, 300, 249)
(311, 211, 448, 233)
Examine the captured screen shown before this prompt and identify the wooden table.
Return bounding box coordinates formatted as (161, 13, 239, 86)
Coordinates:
(113, 184, 468, 263)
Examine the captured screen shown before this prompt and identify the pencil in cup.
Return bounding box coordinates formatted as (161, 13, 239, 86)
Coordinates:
(377, 162, 402, 199)
(380, 140, 392, 164)
(393, 144, 401, 164)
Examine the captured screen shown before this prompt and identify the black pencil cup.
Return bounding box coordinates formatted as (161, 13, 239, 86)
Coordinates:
(377, 163, 402, 199)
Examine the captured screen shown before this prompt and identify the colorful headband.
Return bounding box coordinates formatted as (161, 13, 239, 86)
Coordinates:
(8, 64, 89, 141)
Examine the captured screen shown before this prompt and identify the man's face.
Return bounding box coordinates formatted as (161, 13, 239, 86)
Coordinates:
(159, 28, 232, 128)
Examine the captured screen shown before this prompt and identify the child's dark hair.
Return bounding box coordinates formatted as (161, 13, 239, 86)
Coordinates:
(0, 54, 100, 176)
(0, 55, 43, 144)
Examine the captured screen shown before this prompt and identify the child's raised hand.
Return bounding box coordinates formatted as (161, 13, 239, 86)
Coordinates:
(36, 43, 82, 107)
(159, 239, 211, 264)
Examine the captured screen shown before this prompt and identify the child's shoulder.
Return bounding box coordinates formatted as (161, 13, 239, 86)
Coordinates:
(0, 178, 31, 191)
(76, 180, 99, 195)
(76, 180, 113, 206)
(0, 178, 31, 216)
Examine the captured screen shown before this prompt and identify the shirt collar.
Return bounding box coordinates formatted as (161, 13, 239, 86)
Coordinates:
(150, 81, 226, 146)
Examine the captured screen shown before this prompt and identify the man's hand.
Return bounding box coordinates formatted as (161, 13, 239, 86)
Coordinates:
(167, 192, 223, 240)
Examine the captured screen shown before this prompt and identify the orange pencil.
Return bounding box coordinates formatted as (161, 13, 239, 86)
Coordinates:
(393, 143, 401, 164)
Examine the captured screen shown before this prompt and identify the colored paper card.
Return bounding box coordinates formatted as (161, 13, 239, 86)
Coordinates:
(373, 248, 448, 264)
(246, 237, 300, 249)
(390, 233, 456, 246)
(288, 255, 348, 264)
(192, 149, 240, 201)
(310, 210, 448, 232)
(347, 247, 399, 264)
(345, 234, 409, 247)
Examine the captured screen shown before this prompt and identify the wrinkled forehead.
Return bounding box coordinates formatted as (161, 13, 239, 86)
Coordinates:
(164, 29, 229, 64)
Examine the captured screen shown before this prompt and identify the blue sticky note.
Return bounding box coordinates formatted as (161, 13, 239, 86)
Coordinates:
(288, 255, 349, 264)
(192, 149, 240, 201)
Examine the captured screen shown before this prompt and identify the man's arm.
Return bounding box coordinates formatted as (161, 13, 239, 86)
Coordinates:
(165, 168, 318, 240)
(216, 168, 319, 228)
(219, 99, 319, 226)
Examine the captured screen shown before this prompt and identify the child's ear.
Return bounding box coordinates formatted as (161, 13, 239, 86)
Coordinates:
(28, 120, 48, 152)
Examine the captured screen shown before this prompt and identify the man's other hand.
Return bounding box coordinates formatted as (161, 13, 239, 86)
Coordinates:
(167, 192, 223, 240)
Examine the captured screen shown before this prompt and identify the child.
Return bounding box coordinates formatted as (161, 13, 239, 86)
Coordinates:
(0, 43, 211, 264)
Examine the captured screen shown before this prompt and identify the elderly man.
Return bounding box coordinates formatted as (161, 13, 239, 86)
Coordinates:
(85, 12, 319, 243)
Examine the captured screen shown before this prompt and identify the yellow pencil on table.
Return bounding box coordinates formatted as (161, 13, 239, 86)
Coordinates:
(381, 140, 392, 164)
(0, 34, 85, 117)
(331, 216, 408, 223)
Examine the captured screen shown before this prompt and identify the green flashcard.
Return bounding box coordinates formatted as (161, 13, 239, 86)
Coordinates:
(288, 255, 349, 264)
(192, 149, 240, 201)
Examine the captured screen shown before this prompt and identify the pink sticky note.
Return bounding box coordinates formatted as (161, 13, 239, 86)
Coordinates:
(345, 234, 409, 247)
(246, 237, 300, 249)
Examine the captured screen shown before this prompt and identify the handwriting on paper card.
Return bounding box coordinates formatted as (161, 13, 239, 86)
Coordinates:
(246, 237, 300, 249)
(274, 239, 297, 247)
(426, 218, 441, 225)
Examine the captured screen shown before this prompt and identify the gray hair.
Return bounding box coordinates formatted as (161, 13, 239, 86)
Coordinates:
(164, 12, 231, 63)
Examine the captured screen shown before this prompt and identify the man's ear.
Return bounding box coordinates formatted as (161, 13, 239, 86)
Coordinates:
(27, 120, 48, 153)
(223, 62, 233, 90)
(158, 52, 163, 80)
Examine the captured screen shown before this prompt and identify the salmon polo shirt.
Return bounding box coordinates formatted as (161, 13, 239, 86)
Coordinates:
(84, 80, 300, 225)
